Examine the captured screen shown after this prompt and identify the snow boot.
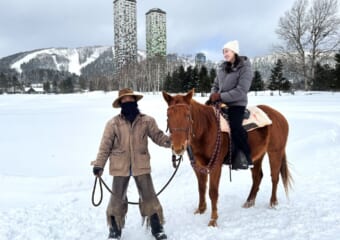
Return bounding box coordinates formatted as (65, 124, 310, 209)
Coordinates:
(108, 216, 121, 240)
(150, 213, 167, 240)
(231, 150, 249, 170)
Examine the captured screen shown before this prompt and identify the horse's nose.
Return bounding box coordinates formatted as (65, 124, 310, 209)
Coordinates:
(172, 144, 186, 156)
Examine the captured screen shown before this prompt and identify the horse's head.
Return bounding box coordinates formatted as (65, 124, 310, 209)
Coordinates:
(162, 89, 194, 156)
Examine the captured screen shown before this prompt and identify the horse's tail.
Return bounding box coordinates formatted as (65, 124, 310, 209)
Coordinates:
(280, 151, 293, 196)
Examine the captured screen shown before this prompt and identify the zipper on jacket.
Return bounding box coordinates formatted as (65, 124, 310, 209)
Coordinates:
(129, 115, 140, 176)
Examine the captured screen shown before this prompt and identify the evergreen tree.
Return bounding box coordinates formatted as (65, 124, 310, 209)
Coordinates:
(59, 77, 74, 93)
(192, 65, 199, 91)
(209, 68, 216, 86)
(43, 81, 51, 93)
(250, 70, 264, 95)
(89, 80, 96, 92)
(98, 77, 110, 92)
(184, 66, 198, 92)
(52, 79, 58, 93)
(11, 75, 21, 93)
(334, 51, 340, 90)
(79, 76, 88, 91)
(198, 66, 210, 96)
(168, 68, 182, 93)
(184, 66, 193, 92)
(312, 63, 335, 90)
(268, 59, 287, 95)
(178, 65, 186, 92)
(281, 78, 292, 92)
(163, 72, 171, 92)
(0, 72, 8, 93)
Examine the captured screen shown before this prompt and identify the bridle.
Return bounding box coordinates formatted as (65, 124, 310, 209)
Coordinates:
(166, 102, 223, 174)
(166, 103, 193, 144)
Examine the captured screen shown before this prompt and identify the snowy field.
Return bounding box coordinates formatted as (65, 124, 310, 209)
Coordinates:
(0, 91, 339, 240)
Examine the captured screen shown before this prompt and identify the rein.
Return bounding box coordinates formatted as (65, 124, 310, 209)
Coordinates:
(190, 103, 223, 174)
(91, 155, 182, 207)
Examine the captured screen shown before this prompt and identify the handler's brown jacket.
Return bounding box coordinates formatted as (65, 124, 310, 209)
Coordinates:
(93, 113, 171, 176)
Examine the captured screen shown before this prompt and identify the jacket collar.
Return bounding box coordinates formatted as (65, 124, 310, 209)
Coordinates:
(119, 113, 145, 123)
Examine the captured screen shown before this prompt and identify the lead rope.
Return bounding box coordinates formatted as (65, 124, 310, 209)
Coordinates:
(229, 133, 233, 182)
(91, 155, 182, 207)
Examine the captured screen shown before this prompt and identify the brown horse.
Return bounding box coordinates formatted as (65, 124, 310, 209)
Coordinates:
(162, 89, 292, 227)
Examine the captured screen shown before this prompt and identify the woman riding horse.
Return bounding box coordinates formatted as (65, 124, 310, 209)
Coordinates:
(209, 40, 253, 170)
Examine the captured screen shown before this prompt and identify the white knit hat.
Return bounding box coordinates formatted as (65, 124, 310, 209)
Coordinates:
(222, 40, 239, 55)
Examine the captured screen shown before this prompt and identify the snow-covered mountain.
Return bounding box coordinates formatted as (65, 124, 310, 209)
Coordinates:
(0, 46, 148, 76)
(11, 46, 109, 75)
(0, 47, 220, 78)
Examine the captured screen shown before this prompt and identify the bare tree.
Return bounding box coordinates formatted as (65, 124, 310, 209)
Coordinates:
(275, 0, 340, 90)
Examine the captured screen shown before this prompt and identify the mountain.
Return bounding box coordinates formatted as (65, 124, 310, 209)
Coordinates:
(251, 52, 337, 82)
(0, 46, 148, 78)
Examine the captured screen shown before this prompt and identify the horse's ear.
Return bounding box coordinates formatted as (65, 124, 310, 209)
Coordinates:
(162, 91, 172, 106)
(184, 88, 194, 103)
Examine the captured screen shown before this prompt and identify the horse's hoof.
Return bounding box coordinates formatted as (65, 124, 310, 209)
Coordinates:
(269, 200, 278, 208)
(208, 219, 218, 227)
(194, 208, 206, 214)
(242, 199, 255, 208)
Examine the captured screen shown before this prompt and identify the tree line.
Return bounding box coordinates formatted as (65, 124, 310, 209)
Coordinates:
(252, 51, 340, 95)
(1, 50, 339, 94)
(162, 65, 216, 96)
(163, 50, 340, 95)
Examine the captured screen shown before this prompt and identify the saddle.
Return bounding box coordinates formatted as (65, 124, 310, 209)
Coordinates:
(218, 105, 272, 133)
(215, 104, 272, 169)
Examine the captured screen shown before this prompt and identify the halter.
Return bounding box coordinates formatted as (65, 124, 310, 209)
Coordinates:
(166, 103, 193, 143)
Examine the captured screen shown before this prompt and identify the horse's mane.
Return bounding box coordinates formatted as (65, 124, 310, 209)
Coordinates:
(189, 98, 217, 136)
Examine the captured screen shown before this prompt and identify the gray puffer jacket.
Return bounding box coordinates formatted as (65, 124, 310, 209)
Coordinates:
(211, 56, 252, 106)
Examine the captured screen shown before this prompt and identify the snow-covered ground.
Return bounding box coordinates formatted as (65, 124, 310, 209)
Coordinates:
(0, 91, 339, 240)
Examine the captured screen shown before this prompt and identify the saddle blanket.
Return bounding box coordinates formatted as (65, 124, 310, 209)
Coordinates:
(220, 106, 272, 133)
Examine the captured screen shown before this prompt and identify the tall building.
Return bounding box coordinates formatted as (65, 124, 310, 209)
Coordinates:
(195, 52, 206, 66)
(145, 8, 167, 91)
(145, 8, 167, 58)
(113, 0, 137, 70)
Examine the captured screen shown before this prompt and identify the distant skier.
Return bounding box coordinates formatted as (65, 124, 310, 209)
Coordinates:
(92, 88, 171, 240)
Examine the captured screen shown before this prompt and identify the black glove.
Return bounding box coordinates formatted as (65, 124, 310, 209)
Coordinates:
(93, 166, 103, 177)
(209, 93, 221, 102)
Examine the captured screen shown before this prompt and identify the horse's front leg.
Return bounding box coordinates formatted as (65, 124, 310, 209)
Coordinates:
(194, 169, 207, 214)
(207, 165, 222, 227)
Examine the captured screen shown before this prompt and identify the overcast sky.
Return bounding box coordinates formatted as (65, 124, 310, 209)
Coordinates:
(0, 0, 301, 61)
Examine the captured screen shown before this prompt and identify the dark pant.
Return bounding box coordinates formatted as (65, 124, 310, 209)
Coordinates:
(227, 106, 251, 161)
(106, 174, 164, 230)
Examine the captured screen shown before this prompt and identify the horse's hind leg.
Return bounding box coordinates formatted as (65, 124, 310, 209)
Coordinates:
(267, 150, 284, 207)
(194, 170, 208, 214)
(243, 154, 265, 208)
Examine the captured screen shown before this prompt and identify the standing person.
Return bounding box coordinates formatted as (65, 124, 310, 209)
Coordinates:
(92, 88, 171, 240)
(209, 40, 254, 170)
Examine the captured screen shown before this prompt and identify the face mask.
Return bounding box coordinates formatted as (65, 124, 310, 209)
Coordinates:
(120, 101, 140, 123)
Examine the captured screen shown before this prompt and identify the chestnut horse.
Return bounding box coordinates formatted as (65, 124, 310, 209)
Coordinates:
(163, 89, 292, 227)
